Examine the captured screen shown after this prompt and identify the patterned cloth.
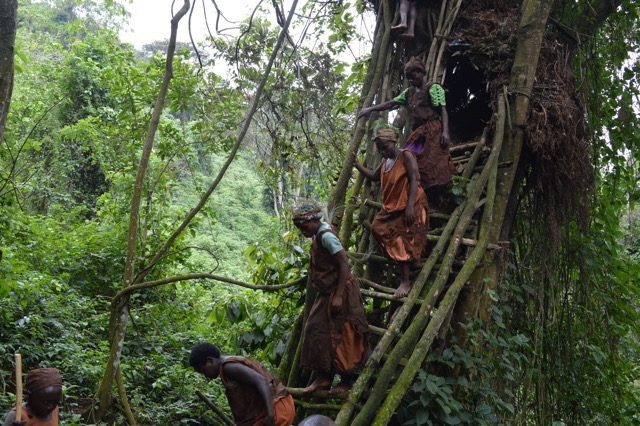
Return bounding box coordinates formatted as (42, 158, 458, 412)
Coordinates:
(394, 83, 456, 188)
(375, 128, 398, 142)
(292, 201, 323, 224)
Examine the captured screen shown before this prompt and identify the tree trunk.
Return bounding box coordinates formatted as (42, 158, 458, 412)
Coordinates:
(0, 0, 17, 148)
(91, 0, 301, 421)
(288, 0, 624, 423)
(452, 0, 554, 346)
(91, 2, 192, 422)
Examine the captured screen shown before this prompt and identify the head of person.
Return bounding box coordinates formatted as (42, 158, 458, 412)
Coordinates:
(292, 200, 323, 238)
(298, 414, 338, 426)
(189, 343, 223, 379)
(404, 57, 426, 87)
(373, 128, 398, 159)
(25, 368, 62, 418)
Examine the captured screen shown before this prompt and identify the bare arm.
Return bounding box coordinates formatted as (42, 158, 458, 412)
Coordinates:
(403, 150, 420, 226)
(358, 100, 400, 119)
(222, 362, 276, 426)
(353, 153, 382, 182)
(331, 249, 351, 313)
(439, 105, 451, 147)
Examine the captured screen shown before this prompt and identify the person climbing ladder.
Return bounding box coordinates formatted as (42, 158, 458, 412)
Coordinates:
(358, 57, 457, 212)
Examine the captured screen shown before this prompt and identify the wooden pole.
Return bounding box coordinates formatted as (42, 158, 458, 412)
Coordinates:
(194, 389, 234, 426)
(15, 353, 22, 422)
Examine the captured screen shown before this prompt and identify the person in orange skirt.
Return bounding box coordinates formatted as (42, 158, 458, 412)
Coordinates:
(353, 126, 429, 298)
(189, 343, 295, 426)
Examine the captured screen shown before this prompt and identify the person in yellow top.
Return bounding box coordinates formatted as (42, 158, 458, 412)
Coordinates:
(3, 368, 62, 426)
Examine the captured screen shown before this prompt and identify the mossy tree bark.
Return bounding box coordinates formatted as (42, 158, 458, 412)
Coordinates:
(451, 0, 553, 346)
(91, 2, 192, 423)
(312, 0, 625, 423)
(0, 0, 17, 148)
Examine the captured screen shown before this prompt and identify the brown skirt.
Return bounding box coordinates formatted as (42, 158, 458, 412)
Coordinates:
(405, 120, 456, 188)
(371, 194, 429, 262)
(300, 278, 370, 374)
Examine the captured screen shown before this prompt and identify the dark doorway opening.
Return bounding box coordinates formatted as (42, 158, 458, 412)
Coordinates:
(443, 54, 492, 143)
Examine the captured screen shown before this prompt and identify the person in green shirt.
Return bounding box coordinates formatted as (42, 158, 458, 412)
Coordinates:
(358, 57, 457, 211)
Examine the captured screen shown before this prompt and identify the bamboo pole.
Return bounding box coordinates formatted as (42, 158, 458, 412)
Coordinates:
(328, 0, 393, 218)
(292, 400, 342, 410)
(336, 126, 487, 425)
(287, 276, 315, 387)
(372, 95, 505, 425)
(287, 388, 347, 399)
(350, 119, 500, 426)
(359, 277, 395, 293)
(15, 353, 22, 422)
(361, 288, 424, 304)
(279, 311, 304, 384)
(335, 201, 465, 424)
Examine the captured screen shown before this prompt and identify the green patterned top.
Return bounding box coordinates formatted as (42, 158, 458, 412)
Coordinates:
(429, 83, 446, 107)
(393, 83, 446, 107)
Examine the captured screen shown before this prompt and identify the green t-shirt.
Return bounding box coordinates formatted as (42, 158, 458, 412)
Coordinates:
(317, 222, 343, 255)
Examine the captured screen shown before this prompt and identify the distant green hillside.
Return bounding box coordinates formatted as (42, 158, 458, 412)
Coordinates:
(175, 152, 274, 281)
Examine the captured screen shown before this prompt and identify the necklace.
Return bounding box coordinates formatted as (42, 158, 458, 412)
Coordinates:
(385, 156, 398, 172)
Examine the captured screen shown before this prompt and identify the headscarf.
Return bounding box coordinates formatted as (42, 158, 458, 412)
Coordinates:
(25, 368, 62, 395)
(404, 57, 426, 74)
(292, 200, 323, 224)
(374, 128, 398, 143)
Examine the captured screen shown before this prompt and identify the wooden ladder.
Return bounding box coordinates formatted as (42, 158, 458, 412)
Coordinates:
(289, 113, 505, 425)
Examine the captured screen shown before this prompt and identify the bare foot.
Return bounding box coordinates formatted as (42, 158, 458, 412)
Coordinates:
(398, 32, 415, 40)
(391, 23, 408, 32)
(394, 281, 411, 298)
(303, 377, 332, 394)
(329, 379, 353, 395)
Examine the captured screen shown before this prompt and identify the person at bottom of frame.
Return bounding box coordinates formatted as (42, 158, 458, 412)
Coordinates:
(189, 343, 295, 426)
(3, 368, 62, 426)
(353, 126, 429, 298)
(298, 414, 337, 426)
(292, 200, 371, 395)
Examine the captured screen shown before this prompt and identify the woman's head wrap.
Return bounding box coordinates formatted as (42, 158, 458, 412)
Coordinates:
(292, 200, 323, 224)
(404, 57, 426, 74)
(26, 368, 62, 394)
(374, 128, 398, 143)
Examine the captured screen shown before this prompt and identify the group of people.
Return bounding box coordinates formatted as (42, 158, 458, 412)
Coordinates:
(185, 55, 455, 425)
(195, 55, 454, 425)
(5, 56, 453, 426)
(187, 197, 371, 425)
(357, 56, 456, 298)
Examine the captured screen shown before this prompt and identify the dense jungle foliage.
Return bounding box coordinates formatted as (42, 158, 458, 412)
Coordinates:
(0, 0, 639, 424)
